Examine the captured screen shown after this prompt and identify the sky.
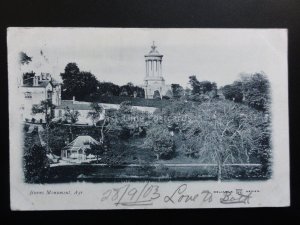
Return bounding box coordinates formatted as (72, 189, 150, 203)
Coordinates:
(8, 28, 287, 88)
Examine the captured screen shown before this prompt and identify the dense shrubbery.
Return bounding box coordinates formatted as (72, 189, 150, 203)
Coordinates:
(241, 73, 271, 111)
(23, 129, 50, 183)
(222, 81, 243, 102)
(24, 144, 49, 183)
(144, 125, 175, 160)
(220, 72, 270, 112)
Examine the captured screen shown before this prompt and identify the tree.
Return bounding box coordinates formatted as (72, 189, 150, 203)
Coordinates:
(119, 82, 145, 98)
(241, 72, 270, 111)
(118, 101, 132, 114)
(32, 99, 56, 152)
(171, 84, 184, 99)
(189, 75, 201, 95)
(221, 81, 243, 102)
(24, 144, 49, 183)
(60, 63, 99, 100)
(63, 62, 80, 75)
(120, 82, 134, 96)
(97, 82, 121, 97)
(120, 88, 129, 96)
(87, 103, 104, 126)
(155, 96, 271, 180)
(47, 125, 69, 156)
(85, 143, 105, 163)
(19, 52, 32, 65)
(64, 107, 80, 140)
(32, 99, 55, 123)
(78, 71, 99, 98)
(178, 100, 270, 181)
(60, 63, 80, 99)
(144, 124, 175, 160)
(184, 87, 192, 96)
(189, 75, 216, 94)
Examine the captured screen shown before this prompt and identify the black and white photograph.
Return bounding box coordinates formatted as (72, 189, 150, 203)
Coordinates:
(8, 28, 290, 210)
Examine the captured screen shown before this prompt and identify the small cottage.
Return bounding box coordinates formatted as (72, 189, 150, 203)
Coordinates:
(61, 136, 99, 163)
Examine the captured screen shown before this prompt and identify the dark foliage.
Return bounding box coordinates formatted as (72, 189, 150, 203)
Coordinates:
(241, 73, 271, 111)
(60, 63, 99, 101)
(171, 83, 184, 99)
(19, 51, 32, 65)
(24, 144, 49, 183)
(221, 81, 243, 102)
(189, 75, 217, 95)
(61, 63, 145, 101)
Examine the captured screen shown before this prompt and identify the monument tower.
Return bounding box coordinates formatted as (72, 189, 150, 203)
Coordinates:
(143, 42, 170, 99)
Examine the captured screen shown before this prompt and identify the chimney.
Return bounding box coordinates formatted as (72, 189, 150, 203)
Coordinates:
(72, 96, 75, 104)
(33, 76, 38, 86)
(46, 73, 51, 80)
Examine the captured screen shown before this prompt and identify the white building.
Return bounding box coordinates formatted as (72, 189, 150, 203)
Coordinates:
(54, 99, 105, 126)
(54, 98, 157, 125)
(143, 42, 171, 99)
(19, 73, 61, 123)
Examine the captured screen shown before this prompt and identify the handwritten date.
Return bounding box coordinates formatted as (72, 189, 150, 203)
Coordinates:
(101, 182, 160, 206)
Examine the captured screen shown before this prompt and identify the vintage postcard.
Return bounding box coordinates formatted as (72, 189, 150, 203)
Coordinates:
(8, 28, 290, 210)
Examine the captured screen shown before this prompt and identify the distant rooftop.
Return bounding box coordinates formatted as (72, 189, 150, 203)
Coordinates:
(55, 100, 94, 110)
(21, 73, 60, 88)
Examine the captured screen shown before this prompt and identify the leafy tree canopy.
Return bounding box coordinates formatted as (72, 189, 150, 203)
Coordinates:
(19, 52, 32, 65)
(171, 84, 184, 99)
(60, 63, 99, 100)
(188, 75, 217, 96)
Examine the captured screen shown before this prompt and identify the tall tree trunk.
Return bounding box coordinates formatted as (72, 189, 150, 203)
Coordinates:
(100, 118, 106, 143)
(70, 125, 73, 141)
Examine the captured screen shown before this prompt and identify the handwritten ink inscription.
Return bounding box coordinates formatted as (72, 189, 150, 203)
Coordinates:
(219, 189, 253, 204)
(100, 183, 258, 207)
(100, 182, 160, 206)
(164, 184, 199, 203)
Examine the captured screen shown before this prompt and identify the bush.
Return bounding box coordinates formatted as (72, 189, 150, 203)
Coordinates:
(221, 81, 243, 102)
(188, 93, 210, 102)
(144, 124, 175, 160)
(24, 144, 49, 183)
(241, 73, 270, 111)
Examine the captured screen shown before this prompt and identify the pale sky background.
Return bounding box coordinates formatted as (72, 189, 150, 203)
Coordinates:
(8, 28, 287, 88)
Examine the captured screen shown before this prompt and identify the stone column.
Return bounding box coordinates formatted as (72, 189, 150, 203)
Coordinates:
(146, 60, 148, 76)
(152, 60, 154, 76)
(160, 60, 162, 76)
(157, 60, 160, 75)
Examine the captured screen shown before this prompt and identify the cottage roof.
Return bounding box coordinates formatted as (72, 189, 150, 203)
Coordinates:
(55, 100, 94, 110)
(21, 80, 51, 88)
(63, 135, 100, 151)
